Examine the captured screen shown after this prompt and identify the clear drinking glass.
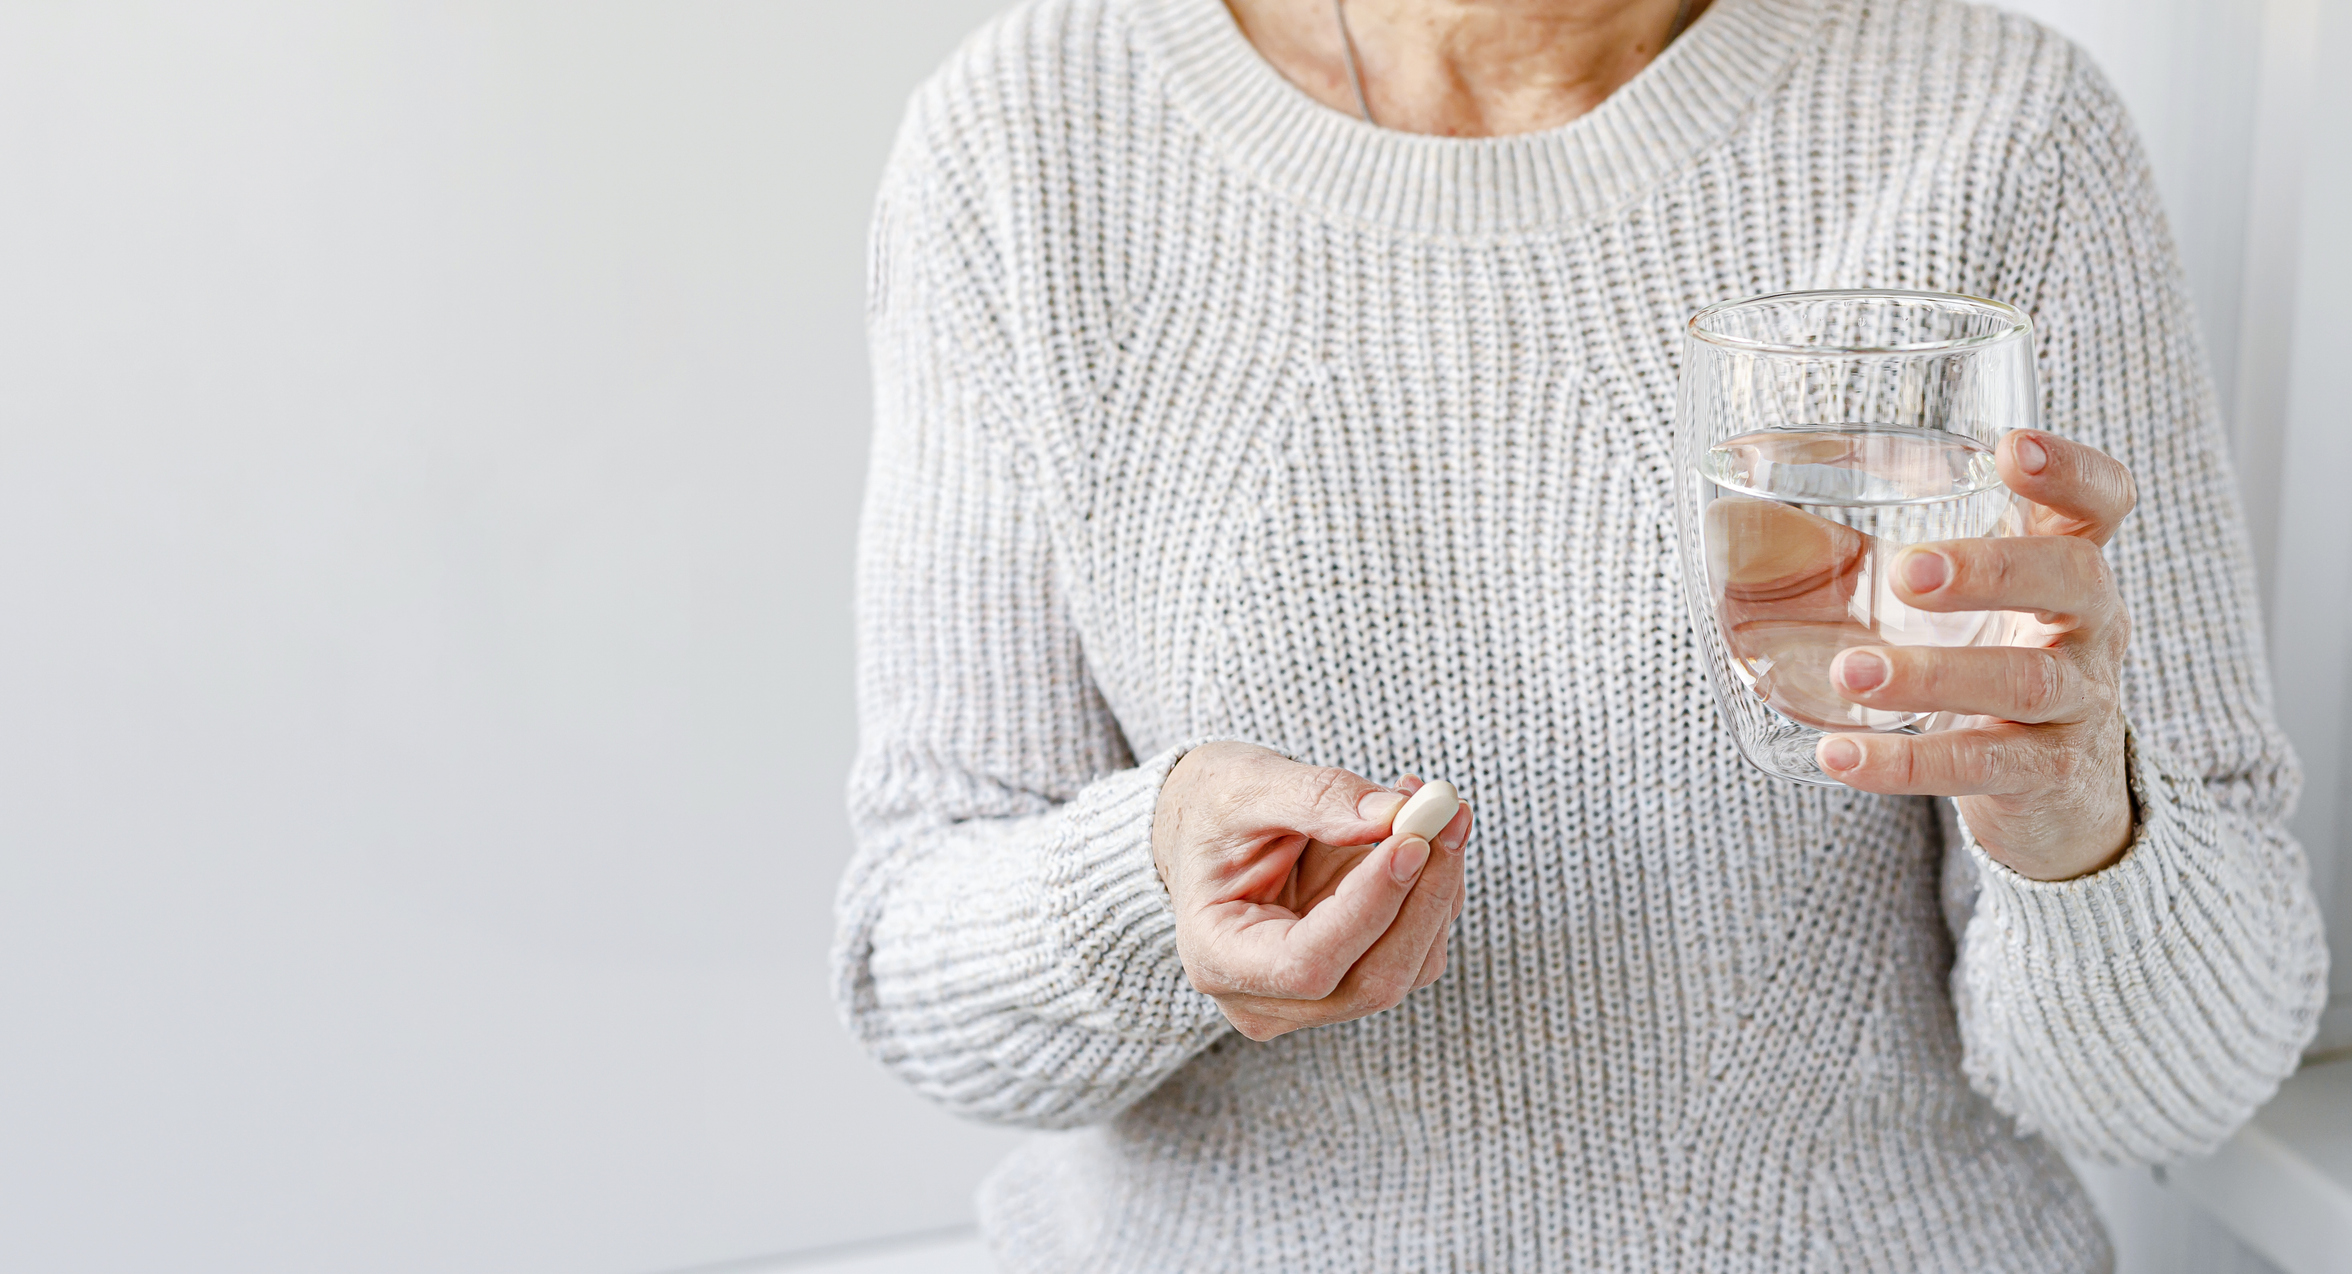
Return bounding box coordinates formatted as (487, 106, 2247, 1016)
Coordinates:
(1672, 290, 2037, 785)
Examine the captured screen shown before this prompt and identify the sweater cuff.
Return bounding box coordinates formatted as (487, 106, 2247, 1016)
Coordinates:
(1954, 726, 2313, 1155)
(1040, 739, 1233, 1042)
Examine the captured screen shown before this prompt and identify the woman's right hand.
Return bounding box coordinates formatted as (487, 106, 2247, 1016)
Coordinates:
(1151, 742, 1472, 1041)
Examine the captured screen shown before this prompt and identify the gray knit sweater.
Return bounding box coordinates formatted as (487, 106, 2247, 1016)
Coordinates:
(835, 0, 2330, 1267)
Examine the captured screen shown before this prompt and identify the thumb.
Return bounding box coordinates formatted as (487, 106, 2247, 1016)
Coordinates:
(1254, 760, 1403, 847)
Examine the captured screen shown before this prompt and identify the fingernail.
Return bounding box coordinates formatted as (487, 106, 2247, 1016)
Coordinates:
(2015, 434, 2049, 474)
(1901, 548, 1949, 594)
(1358, 790, 1405, 822)
(1390, 837, 1430, 882)
(1837, 649, 1888, 693)
(1819, 737, 1862, 772)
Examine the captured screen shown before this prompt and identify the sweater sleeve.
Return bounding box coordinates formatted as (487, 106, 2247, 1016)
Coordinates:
(829, 108, 1230, 1131)
(1944, 51, 2329, 1164)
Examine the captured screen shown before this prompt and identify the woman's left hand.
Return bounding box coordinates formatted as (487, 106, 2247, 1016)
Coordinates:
(1816, 429, 2139, 881)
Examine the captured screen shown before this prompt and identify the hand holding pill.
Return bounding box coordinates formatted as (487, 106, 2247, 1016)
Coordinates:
(1389, 780, 1462, 842)
(1151, 743, 1472, 1042)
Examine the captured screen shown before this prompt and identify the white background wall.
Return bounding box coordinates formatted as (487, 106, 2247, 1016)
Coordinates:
(0, 5, 1016, 1272)
(0, 2, 2340, 1273)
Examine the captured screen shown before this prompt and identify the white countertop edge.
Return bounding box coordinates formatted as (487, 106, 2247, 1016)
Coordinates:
(2164, 1059, 2352, 1274)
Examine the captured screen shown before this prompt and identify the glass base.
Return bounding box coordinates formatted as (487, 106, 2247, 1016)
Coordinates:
(1730, 717, 1845, 786)
(1729, 707, 1943, 787)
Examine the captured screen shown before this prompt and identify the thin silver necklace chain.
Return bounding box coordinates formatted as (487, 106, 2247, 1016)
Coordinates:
(1331, 0, 1696, 127)
(1332, 0, 1375, 123)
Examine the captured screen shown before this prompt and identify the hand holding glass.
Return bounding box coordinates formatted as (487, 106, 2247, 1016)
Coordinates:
(1674, 291, 2036, 785)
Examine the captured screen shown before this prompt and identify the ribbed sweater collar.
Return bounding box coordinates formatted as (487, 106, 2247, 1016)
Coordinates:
(1135, 0, 1828, 237)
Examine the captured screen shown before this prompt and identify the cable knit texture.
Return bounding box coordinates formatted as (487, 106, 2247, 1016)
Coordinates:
(835, 0, 2330, 1267)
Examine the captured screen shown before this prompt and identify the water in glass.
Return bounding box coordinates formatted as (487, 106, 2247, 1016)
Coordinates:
(1697, 423, 2024, 732)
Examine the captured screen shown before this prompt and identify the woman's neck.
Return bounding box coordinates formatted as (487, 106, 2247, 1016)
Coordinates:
(1224, 0, 1710, 137)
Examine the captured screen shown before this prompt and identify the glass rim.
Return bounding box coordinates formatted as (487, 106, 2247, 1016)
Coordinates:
(1687, 288, 2032, 356)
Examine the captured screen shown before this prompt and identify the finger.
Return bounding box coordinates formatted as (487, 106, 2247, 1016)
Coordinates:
(1329, 807, 1471, 1011)
(1240, 757, 1405, 847)
(1217, 998, 1303, 1042)
(1444, 801, 1471, 921)
(1328, 855, 1453, 1012)
(1415, 807, 1474, 985)
(1999, 430, 2137, 545)
(1215, 834, 1428, 1000)
(1829, 643, 2093, 724)
(1438, 799, 1472, 853)
(1215, 986, 1369, 1039)
(1208, 805, 1473, 1017)
(1213, 992, 1335, 1042)
(1412, 928, 1449, 989)
(1892, 534, 2116, 626)
(1221, 936, 1454, 1037)
(1815, 722, 2047, 797)
(1738, 618, 1887, 728)
(1216, 810, 1474, 1033)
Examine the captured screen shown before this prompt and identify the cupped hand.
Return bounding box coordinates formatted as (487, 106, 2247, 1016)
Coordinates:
(1152, 742, 1473, 1041)
(1816, 430, 2137, 880)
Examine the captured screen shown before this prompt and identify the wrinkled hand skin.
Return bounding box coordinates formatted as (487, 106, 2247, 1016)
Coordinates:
(1152, 742, 1474, 1041)
(1733, 430, 2137, 882)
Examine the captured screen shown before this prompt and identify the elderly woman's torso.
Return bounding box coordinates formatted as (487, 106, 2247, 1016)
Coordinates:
(839, 0, 2322, 1268)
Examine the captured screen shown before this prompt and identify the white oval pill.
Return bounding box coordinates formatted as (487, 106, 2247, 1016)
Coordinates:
(1391, 780, 1460, 842)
